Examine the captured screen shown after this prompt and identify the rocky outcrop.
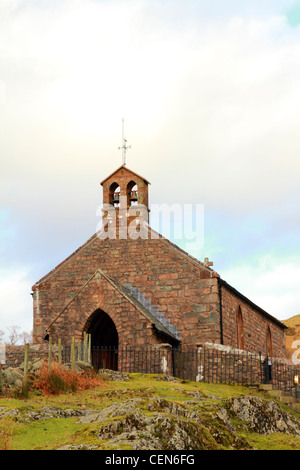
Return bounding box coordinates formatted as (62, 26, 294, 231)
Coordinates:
(226, 396, 300, 435)
(1, 367, 300, 450)
(77, 394, 300, 450)
(97, 369, 130, 381)
(96, 409, 220, 450)
(79, 397, 249, 450)
(0, 405, 94, 423)
(0, 358, 44, 391)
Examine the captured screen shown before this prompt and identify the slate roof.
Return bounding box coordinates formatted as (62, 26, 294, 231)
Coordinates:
(103, 272, 180, 344)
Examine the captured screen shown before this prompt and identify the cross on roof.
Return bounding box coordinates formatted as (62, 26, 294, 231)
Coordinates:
(118, 118, 131, 166)
(204, 257, 213, 267)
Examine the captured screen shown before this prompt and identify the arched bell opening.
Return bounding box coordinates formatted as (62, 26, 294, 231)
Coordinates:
(109, 182, 120, 207)
(85, 309, 119, 370)
(127, 180, 138, 207)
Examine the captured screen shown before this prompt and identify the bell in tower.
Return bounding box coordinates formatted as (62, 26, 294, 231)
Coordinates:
(100, 165, 150, 239)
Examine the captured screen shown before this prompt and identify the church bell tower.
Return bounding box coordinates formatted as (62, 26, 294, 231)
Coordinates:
(100, 165, 150, 238)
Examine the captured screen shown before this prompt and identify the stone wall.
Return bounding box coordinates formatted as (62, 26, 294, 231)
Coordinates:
(220, 283, 286, 358)
(4, 344, 49, 368)
(31, 228, 286, 357)
(32, 236, 220, 348)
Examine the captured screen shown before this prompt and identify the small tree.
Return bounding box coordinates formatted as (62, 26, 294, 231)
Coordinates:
(6, 326, 22, 346)
(21, 330, 33, 345)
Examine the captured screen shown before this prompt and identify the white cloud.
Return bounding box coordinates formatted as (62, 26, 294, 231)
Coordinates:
(221, 257, 300, 321)
(0, 269, 33, 338)
(0, 1, 300, 329)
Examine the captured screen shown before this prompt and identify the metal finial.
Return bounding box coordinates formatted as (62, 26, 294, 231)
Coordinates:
(118, 118, 131, 165)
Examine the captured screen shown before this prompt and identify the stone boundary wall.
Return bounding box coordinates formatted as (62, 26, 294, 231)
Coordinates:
(3, 344, 55, 368)
(195, 342, 299, 391)
(2, 342, 299, 392)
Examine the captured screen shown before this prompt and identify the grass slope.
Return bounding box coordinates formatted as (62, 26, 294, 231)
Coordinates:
(0, 373, 299, 450)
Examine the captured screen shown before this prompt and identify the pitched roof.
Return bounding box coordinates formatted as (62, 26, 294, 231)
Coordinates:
(100, 165, 151, 185)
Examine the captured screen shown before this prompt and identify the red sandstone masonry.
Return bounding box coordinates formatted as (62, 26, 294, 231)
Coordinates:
(31, 232, 286, 356)
(32, 236, 220, 348)
(31, 165, 286, 357)
(220, 283, 286, 358)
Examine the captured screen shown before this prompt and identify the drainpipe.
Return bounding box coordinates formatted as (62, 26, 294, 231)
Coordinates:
(217, 278, 224, 345)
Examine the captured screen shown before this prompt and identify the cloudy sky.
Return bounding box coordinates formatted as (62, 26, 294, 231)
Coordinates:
(1, 0, 300, 340)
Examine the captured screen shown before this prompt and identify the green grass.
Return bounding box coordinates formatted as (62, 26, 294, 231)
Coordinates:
(11, 418, 84, 450)
(246, 432, 300, 451)
(1, 373, 299, 450)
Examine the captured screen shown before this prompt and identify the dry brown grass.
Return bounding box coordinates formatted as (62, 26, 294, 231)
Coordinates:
(33, 360, 104, 396)
(0, 418, 14, 450)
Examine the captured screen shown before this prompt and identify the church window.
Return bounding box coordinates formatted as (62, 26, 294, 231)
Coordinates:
(266, 326, 273, 357)
(237, 306, 245, 350)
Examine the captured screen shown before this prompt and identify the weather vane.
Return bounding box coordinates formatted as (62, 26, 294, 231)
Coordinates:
(118, 118, 131, 166)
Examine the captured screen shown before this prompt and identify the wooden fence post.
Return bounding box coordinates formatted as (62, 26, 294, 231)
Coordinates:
(23, 343, 30, 389)
(48, 336, 52, 367)
(58, 338, 62, 365)
(88, 334, 91, 365)
(83, 332, 87, 363)
(77, 341, 81, 362)
(71, 337, 75, 371)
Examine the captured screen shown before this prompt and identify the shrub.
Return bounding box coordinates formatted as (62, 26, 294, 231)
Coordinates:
(33, 360, 103, 396)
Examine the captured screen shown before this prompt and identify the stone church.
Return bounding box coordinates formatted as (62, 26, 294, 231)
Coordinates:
(32, 165, 287, 358)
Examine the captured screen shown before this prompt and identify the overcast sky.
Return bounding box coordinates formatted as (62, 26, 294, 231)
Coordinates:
(1, 0, 300, 340)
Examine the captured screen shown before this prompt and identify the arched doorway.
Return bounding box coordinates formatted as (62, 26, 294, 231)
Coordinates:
(85, 309, 119, 370)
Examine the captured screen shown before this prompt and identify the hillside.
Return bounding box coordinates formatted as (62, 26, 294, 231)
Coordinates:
(0, 370, 299, 450)
(283, 314, 300, 360)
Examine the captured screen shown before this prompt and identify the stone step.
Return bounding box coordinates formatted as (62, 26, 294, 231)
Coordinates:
(259, 384, 273, 391)
(290, 402, 300, 412)
(122, 283, 180, 340)
(281, 396, 296, 405)
(269, 390, 285, 398)
(150, 305, 159, 315)
(169, 324, 177, 334)
(123, 283, 132, 291)
(143, 298, 151, 308)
